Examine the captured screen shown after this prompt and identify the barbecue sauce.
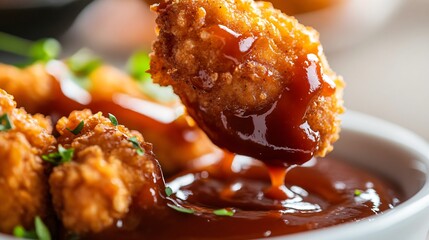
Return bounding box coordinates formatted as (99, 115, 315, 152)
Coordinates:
(84, 156, 402, 240)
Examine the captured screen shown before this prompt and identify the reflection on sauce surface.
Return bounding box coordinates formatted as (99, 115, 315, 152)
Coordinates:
(85, 156, 401, 240)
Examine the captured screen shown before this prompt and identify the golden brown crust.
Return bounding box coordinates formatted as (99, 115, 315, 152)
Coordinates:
(0, 90, 54, 233)
(0, 64, 54, 113)
(150, 0, 344, 159)
(50, 110, 165, 233)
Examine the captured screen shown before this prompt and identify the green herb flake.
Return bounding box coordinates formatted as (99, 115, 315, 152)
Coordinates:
(13, 225, 37, 239)
(66, 49, 102, 76)
(66, 121, 84, 135)
(42, 145, 74, 165)
(213, 208, 234, 217)
(168, 204, 195, 214)
(165, 187, 173, 197)
(128, 136, 144, 156)
(127, 51, 151, 81)
(354, 189, 362, 197)
(0, 113, 13, 131)
(108, 113, 118, 126)
(35, 216, 51, 240)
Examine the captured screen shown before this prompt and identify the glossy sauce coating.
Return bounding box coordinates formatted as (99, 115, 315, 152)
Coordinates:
(83, 156, 402, 240)
(196, 25, 335, 166)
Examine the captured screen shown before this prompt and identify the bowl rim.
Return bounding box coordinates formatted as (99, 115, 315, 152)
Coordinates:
(272, 110, 429, 240)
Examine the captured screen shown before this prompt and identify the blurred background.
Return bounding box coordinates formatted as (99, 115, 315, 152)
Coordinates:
(0, 0, 428, 141)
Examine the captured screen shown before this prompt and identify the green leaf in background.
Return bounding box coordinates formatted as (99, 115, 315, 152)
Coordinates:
(0, 32, 62, 66)
(127, 50, 151, 81)
(66, 49, 102, 77)
(29, 38, 61, 62)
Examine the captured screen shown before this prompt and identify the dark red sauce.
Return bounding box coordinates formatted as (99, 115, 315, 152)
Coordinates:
(83, 155, 402, 240)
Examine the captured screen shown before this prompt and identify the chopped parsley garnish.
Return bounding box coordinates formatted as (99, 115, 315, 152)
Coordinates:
(128, 136, 144, 156)
(354, 189, 362, 196)
(213, 208, 234, 217)
(165, 187, 173, 197)
(42, 145, 74, 165)
(66, 49, 102, 76)
(13, 216, 51, 240)
(13, 225, 37, 239)
(108, 113, 118, 126)
(35, 216, 51, 240)
(0, 113, 13, 131)
(168, 204, 195, 214)
(127, 51, 151, 81)
(66, 121, 84, 135)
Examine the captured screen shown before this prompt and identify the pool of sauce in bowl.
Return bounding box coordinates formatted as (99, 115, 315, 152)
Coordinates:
(83, 155, 402, 240)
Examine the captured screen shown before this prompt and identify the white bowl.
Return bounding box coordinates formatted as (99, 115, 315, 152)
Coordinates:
(272, 111, 429, 240)
(295, 0, 403, 52)
(1, 111, 428, 240)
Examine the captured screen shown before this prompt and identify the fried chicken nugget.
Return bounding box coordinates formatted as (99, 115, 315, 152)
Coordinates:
(0, 89, 55, 233)
(150, 0, 344, 165)
(49, 110, 165, 233)
(0, 63, 54, 113)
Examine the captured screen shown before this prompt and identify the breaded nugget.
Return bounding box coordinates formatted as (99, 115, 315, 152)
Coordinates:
(49, 110, 165, 233)
(150, 0, 344, 165)
(0, 63, 54, 113)
(0, 89, 54, 233)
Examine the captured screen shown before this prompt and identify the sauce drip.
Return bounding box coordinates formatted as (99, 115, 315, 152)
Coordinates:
(265, 166, 295, 199)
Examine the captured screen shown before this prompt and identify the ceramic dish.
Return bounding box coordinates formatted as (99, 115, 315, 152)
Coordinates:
(274, 111, 429, 240)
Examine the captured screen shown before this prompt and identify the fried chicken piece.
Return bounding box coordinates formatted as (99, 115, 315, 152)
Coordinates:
(0, 63, 54, 113)
(49, 110, 166, 233)
(150, 0, 344, 166)
(0, 89, 55, 233)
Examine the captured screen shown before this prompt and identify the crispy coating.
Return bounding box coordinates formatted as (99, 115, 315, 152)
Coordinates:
(150, 0, 344, 161)
(49, 110, 165, 233)
(0, 63, 54, 113)
(0, 89, 54, 233)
